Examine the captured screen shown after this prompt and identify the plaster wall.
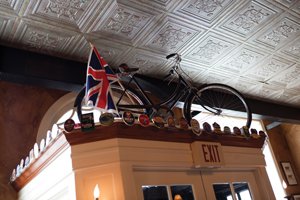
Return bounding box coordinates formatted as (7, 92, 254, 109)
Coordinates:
(282, 124, 300, 181)
(266, 123, 300, 195)
(0, 81, 66, 199)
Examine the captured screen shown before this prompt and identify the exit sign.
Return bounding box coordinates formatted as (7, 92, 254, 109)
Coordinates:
(191, 141, 224, 168)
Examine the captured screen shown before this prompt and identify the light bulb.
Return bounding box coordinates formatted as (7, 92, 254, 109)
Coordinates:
(174, 194, 183, 200)
(93, 184, 100, 200)
(282, 180, 287, 189)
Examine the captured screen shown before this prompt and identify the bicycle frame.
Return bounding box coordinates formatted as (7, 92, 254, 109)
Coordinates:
(75, 53, 251, 127)
(115, 72, 192, 116)
(115, 63, 224, 119)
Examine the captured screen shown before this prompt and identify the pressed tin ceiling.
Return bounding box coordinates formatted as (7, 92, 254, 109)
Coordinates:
(0, 0, 300, 108)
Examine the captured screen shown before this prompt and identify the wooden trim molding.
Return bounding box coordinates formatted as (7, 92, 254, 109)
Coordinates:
(11, 133, 70, 192)
(64, 122, 266, 148)
(11, 122, 266, 191)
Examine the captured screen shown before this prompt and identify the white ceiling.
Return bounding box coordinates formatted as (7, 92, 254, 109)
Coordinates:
(0, 0, 300, 108)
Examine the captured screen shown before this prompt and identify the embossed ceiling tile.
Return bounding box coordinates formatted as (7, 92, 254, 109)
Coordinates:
(66, 35, 132, 63)
(268, 64, 300, 87)
(243, 55, 295, 82)
(272, 89, 299, 103)
(12, 19, 81, 57)
(275, 0, 298, 8)
(23, 0, 103, 30)
(57, 34, 90, 61)
(279, 37, 300, 60)
(62, 36, 89, 62)
(119, 49, 169, 77)
(117, 0, 180, 11)
(286, 79, 300, 98)
(216, 0, 282, 39)
(173, 0, 238, 27)
(190, 76, 205, 86)
(227, 78, 259, 95)
(213, 45, 269, 74)
(142, 15, 204, 53)
(291, 1, 300, 14)
(0, 0, 299, 108)
(92, 39, 133, 67)
(0, 13, 16, 42)
(248, 83, 282, 100)
(195, 69, 234, 85)
(179, 60, 206, 82)
(88, 2, 155, 45)
(183, 32, 240, 66)
(249, 14, 300, 50)
(84, 1, 117, 32)
(77, 0, 116, 32)
(0, 0, 24, 14)
(288, 81, 300, 91)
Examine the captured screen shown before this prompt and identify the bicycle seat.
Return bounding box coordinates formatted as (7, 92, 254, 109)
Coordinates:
(119, 63, 139, 73)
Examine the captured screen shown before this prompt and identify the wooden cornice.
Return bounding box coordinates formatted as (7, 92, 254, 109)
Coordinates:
(11, 133, 70, 192)
(64, 122, 266, 148)
(11, 123, 266, 191)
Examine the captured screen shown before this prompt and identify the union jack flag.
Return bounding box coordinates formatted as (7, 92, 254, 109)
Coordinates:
(85, 45, 118, 112)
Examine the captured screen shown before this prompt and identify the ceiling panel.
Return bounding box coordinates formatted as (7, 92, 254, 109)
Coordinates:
(0, 0, 299, 108)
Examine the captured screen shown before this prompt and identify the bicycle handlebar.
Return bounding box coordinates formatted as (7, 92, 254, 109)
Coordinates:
(166, 53, 177, 59)
(166, 53, 182, 64)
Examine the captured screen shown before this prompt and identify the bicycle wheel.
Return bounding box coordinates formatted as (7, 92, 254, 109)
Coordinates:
(184, 83, 252, 128)
(75, 84, 148, 123)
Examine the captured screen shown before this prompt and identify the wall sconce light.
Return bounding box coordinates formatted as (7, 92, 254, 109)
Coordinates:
(174, 194, 183, 200)
(94, 184, 100, 200)
(282, 180, 287, 189)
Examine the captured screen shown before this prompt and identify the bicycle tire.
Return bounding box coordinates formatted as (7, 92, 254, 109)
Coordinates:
(184, 83, 252, 128)
(75, 84, 148, 123)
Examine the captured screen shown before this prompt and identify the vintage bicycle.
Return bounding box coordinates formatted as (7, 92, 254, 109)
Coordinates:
(74, 53, 252, 128)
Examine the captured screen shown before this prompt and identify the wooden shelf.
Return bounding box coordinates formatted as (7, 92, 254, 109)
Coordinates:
(65, 122, 266, 148)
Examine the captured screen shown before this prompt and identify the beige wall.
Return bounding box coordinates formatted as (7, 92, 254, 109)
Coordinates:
(282, 124, 300, 180)
(18, 138, 274, 200)
(266, 122, 300, 195)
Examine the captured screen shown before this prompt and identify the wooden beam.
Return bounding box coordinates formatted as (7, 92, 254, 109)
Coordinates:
(266, 122, 282, 130)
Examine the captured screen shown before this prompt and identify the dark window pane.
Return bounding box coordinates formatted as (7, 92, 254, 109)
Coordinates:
(170, 185, 195, 200)
(233, 182, 252, 200)
(142, 185, 169, 200)
(213, 183, 233, 200)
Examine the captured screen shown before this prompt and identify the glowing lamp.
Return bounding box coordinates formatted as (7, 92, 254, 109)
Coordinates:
(282, 180, 287, 189)
(93, 184, 100, 200)
(174, 194, 183, 200)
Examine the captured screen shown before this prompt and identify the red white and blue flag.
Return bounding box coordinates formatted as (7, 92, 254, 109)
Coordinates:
(85, 45, 118, 112)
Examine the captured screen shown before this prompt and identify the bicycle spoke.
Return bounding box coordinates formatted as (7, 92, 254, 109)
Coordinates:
(185, 83, 252, 128)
